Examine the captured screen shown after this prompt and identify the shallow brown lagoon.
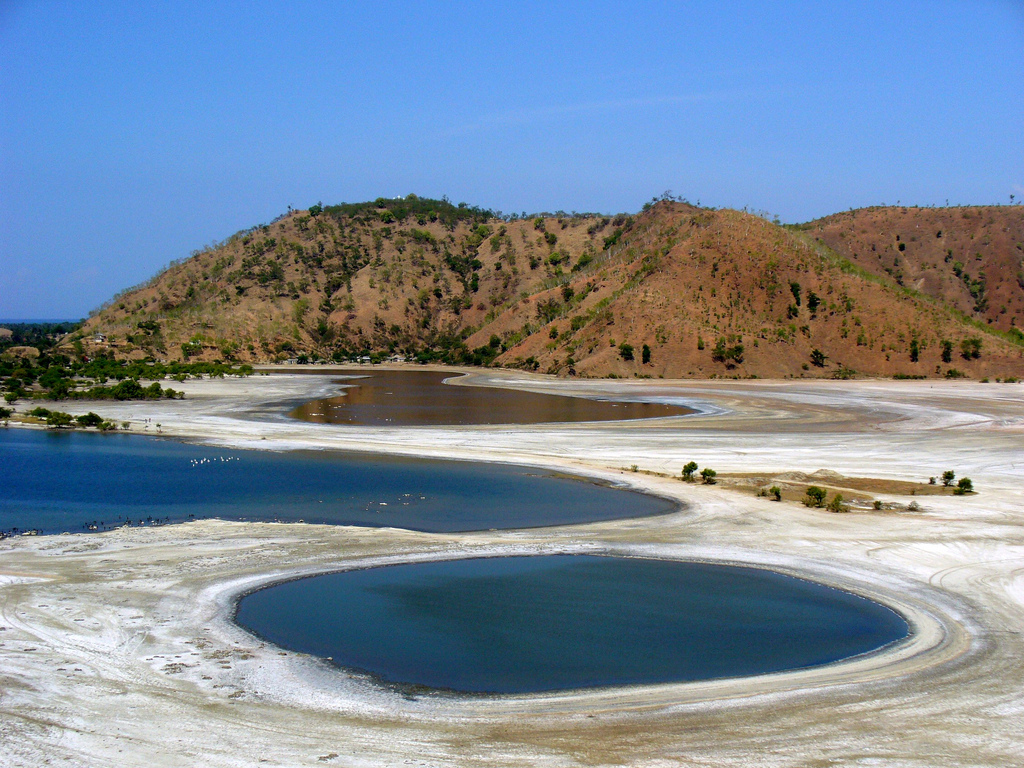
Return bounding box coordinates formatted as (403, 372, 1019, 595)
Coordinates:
(289, 369, 692, 426)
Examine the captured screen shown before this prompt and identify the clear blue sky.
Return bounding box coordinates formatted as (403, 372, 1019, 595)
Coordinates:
(2, 1, 1021, 319)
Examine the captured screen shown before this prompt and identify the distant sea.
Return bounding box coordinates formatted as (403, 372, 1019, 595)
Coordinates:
(0, 318, 83, 324)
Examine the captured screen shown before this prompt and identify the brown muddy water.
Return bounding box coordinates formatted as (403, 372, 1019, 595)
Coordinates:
(289, 369, 693, 426)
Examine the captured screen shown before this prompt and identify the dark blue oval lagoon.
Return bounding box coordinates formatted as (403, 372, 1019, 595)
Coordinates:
(0, 429, 674, 536)
(234, 555, 910, 694)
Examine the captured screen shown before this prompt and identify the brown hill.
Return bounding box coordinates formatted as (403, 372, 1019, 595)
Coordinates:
(77, 198, 1024, 379)
(798, 206, 1024, 333)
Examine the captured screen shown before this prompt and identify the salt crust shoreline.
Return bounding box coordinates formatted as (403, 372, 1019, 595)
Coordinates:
(2, 367, 1023, 766)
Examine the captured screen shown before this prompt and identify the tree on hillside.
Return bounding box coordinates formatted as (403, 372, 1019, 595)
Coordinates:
(790, 281, 802, 306)
(810, 348, 827, 367)
(941, 470, 956, 487)
(960, 337, 982, 360)
(712, 338, 743, 368)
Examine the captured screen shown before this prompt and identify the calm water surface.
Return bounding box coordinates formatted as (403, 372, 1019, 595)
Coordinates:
(235, 555, 910, 693)
(289, 369, 692, 426)
(0, 429, 674, 535)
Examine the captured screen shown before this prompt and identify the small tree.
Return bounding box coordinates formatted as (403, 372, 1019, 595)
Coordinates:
(769, 485, 782, 501)
(681, 461, 698, 481)
(803, 486, 827, 507)
(826, 493, 846, 513)
(46, 411, 74, 429)
(941, 470, 956, 487)
(700, 467, 717, 484)
(619, 343, 634, 361)
(941, 340, 953, 363)
(954, 477, 974, 495)
(641, 344, 651, 364)
(810, 348, 827, 367)
(910, 338, 920, 362)
(790, 281, 802, 306)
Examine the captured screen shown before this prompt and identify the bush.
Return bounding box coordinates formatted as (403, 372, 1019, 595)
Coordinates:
(619, 343, 634, 361)
(826, 493, 846, 513)
(700, 467, 717, 484)
(681, 461, 698, 481)
(803, 486, 827, 507)
(954, 477, 974, 495)
(769, 485, 782, 501)
(0, 406, 11, 419)
(46, 411, 74, 428)
(941, 470, 955, 487)
(711, 338, 743, 367)
(75, 412, 104, 427)
(960, 337, 982, 360)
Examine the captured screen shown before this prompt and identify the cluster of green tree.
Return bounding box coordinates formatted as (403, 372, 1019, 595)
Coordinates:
(319, 331, 506, 369)
(937, 470, 974, 495)
(412, 335, 503, 367)
(323, 194, 495, 230)
(27, 407, 121, 430)
(712, 337, 744, 367)
(680, 461, 717, 484)
(2, 352, 249, 403)
(0, 321, 83, 353)
(802, 485, 847, 511)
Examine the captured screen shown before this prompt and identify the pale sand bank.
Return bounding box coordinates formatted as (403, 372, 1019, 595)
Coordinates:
(1, 368, 1023, 766)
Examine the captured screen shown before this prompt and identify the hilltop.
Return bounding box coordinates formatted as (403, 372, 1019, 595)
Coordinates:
(75, 196, 1024, 379)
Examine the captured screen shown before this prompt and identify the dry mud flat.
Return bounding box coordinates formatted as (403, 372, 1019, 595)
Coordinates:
(2, 369, 1024, 767)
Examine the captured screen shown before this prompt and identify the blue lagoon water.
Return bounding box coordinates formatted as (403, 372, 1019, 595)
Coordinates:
(0, 429, 674, 535)
(234, 555, 910, 693)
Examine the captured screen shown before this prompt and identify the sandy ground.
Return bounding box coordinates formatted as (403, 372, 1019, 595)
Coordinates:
(2, 367, 1023, 766)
